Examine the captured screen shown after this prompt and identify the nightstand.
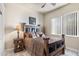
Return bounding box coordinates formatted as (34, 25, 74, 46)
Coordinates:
(14, 38, 25, 53)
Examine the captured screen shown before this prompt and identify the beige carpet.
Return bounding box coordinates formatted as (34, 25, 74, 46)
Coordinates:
(4, 49, 79, 56)
(5, 49, 31, 56)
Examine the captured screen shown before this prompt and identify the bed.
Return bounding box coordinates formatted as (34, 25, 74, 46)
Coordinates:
(23, 32, 65, 56)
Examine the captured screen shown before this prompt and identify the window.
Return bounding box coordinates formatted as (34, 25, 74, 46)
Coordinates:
(51, 12, 77, 36)
(62, 13, 77, 36)
(51, 16, 62, 34)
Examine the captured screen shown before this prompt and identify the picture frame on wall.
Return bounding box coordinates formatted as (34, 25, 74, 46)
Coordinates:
(29, 17, 36, 25)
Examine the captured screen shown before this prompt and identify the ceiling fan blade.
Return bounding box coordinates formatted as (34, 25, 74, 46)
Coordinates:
(41, 3, 46, 8)
(51, 3, 56, 6)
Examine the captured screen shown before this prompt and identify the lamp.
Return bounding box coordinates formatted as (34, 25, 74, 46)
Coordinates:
(16, 24, 21, 39)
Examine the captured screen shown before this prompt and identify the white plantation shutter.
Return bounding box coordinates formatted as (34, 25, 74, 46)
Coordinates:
(62, 13, 77, 36)
(51, 16, 61, 34)
(51, 12, 77, 36)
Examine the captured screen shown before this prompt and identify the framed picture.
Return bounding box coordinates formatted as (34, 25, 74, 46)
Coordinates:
(29, 17, 36, 25)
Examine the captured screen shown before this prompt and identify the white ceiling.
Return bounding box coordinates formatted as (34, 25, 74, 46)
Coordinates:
(33, 3, 68, 13)
(5, 3, 68, 13)
(20, 3, 68, 13)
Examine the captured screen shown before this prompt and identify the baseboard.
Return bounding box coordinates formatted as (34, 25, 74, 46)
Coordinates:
(66, 47, 79, 55)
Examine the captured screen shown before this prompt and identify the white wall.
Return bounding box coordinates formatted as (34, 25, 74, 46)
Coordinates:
(5, 3, 44, 50)
(5, 3, 44, 33)
(44, 3, 79, 51)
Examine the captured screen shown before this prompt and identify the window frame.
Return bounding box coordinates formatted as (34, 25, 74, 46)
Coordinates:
(51, 11, 79, 37)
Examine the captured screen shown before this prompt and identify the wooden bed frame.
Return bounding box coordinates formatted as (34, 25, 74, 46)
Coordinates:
(43, 34, 65, 56)
(23, 33, 65, 56)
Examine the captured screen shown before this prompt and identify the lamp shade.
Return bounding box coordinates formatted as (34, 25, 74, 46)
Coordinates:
(16, 24, 21, 31)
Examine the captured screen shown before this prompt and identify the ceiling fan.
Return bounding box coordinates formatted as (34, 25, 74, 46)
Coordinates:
(41, 3, 56, 8)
